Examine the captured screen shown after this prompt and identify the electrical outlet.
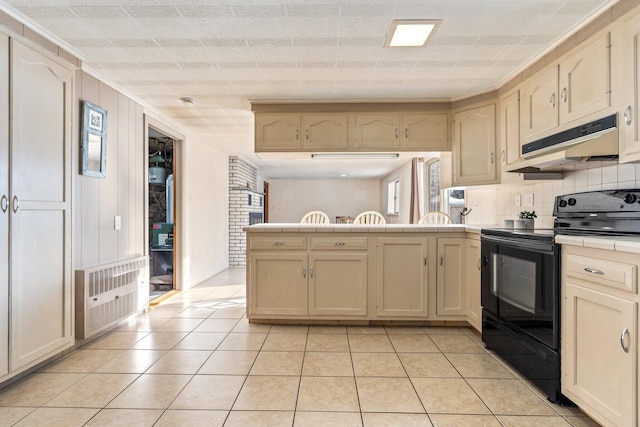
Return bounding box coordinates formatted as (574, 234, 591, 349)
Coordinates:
(114, 215, 122, 231)
(524, 193, 534, 207)
(515, 195, 521, 207)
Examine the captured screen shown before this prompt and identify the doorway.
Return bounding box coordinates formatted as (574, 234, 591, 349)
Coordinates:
(147, 125, 180, 302)
(263, 181, 270, 223)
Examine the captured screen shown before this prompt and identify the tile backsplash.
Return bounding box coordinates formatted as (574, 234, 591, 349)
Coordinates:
(471, 162, 640, 228)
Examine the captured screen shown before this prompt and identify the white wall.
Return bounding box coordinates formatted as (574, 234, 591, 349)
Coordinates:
(268, 179, 380, 223)
(380, 161, 412, 224)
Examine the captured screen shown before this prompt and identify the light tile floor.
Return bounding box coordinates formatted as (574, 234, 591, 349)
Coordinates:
(0, 269, 602, 427)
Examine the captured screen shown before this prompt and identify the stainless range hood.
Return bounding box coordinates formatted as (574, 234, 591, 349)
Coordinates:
(505, 114, 618, 175)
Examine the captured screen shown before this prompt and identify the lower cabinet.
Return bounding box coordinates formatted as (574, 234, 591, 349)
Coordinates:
(436, 238, 466, 316)
(465, 237, 482, 331)
(309, 253, 367, 316)
(249, 253, 308, 316)
(376, 237, 429, 317)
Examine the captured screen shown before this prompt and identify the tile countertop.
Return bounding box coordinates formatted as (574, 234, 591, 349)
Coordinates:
(556, 234, 640, 254)
(243, 223, 499, 234)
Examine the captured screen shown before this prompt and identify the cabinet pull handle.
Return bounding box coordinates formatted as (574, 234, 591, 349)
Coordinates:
(440, 255, 443, 266)
(303, 267, 307, 278)
(560, 87, 567, 103)
(405, 128, 408, 139)
(272, 240, 285, 246)
(624, 105, 633, 126)
(584, 267, 604, 275)
(501, 150, 505, 163)
(621, 328, 630, 353)
(476, 258, 481, 270)
(12, 196, 19, 213)
(306, 129, 309, 140)
(490, 152, 494, 164)
(0, 195, 7, 213)
(296, 129, 299, 140)
(395, 128, 399, 139)
(549, 93, 556, 108)
(424, 255, 427, 266)
(334, 242, 346, 246)
(310, 268, 314, 278)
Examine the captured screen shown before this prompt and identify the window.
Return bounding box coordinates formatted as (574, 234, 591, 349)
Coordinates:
(387, 179, 400, 215)
(427, 159, 440, 211)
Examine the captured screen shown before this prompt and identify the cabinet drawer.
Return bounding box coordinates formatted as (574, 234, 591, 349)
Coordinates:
(565, 253, 637, 293)
(250, 236, 307, 250)
(310, 237, 368, 250)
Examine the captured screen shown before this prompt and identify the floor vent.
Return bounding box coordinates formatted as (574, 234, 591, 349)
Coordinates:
(75, 256, 149, 340)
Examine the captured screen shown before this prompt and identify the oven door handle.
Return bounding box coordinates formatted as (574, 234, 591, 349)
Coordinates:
(481, 234, 556, 254)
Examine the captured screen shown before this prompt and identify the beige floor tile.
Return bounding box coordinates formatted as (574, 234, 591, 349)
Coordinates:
(388, 334, 439, 352)
(192, 318, 239, 333)
(445, 353, 515, 378)
(306, 333, 350, 352)
(208, 306, 247, 318)
(106, 374, 191, 409)
(198, 350, 258, 375)
(154, 409, 228, 427)
(173, 332, 227, 350)
(217, 332, 267, 350)
(116, 317, 169, 332)
(231, 320, 272, 333)
(0, 407, 36, 426)
(563, 415, 603, 427)
(170, 375, 245, 410)
(308, 325, 347, 334)
(38, 349, 122, 373)
(155, 409, 227, 426)
(430, 334, 486, 353)
(428, 414, 502, 427)
(297, 376, 360, 412)
(349, 335, 394, 353)
(224, 410, 294, 427)
(84, 331, 149, 350)
(356, 377, 425, 413)
(347, 326, 386, 335)
(269, 325, 309, 334)
(0, 373, 85, 406)
(44, 373, 138, 408)
(362, 412, 433, 427)
(13, 407, 99, 427)
(399, 353, 460, 378)
(130, 332, 189, 350)
(295, 411, 363, 426)
(352, 353, 406, 377)
(173, 307, 216, 319)
(84, 408, 163, 426)
(250, 351, 304, 376)
(233, 376, 300, 411)
(94, 349, 167, 374)
(384, 326, 426, 335)
(423, 326, 466, 335)
(497, 415, 573, 426)
(262, 333, 308, 351)
(154, 318, 204, 332)
(412, 377, 490, 414)
(147, 350, 211, 374)
(302, 352, 354, 377)
(468, 378, 558, 416)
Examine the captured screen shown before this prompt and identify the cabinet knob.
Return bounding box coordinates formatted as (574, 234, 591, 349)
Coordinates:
(0, 195, 7, 213)
(549, 93, 556, 108)
(624, 105, 633, 126)
(303, 267, 307, 278)
(501, 150, 505, 163)
(490, 152, 494, 164)
(11, 195, 19, 213)
(395, 128, 399, 139)
(306, 129, 309, 140)
(296, 129, 299, 140)
(440, 255, 443, 266)
(560, 88, 567, 103)
(424, 255, 427, 266)
(405, 128, 409, 139)
(621, 328, 630, 353)
(310, 268, 314, 278)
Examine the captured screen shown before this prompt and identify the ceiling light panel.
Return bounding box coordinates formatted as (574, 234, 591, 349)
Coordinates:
(385, 19, 441, 48)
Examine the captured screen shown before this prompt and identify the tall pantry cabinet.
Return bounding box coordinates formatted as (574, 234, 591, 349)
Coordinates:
(0, 35, 74, 379)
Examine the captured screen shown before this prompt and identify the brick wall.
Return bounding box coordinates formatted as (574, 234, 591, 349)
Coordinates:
(229, 157, 263, 267)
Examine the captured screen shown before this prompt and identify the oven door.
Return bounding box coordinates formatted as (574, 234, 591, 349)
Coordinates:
(481, 234, 558, 349)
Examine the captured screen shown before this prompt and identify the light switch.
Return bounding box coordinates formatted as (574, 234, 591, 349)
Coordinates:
(524, 193, 534, 207)
(515, 195, 521, 207)
(114, 215, 122, 231)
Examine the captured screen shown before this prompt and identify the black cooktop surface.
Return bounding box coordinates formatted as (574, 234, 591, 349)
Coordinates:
(481, 227, 556, 242)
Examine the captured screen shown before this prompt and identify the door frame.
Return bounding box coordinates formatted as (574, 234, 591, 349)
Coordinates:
(144, 116, 185, 291)
(263, 181, 269, 223)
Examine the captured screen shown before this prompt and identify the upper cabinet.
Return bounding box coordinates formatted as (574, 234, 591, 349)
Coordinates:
(253, 107, 450, 153)
(522, 66, 559, 140)
(498, 88, 524, 183)
(452, 103, 498, 186)
(619, 10, 640, 163)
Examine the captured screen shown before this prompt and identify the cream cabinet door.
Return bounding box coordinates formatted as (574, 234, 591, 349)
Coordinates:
(619, 11, 640, 163)
(302, 113, 348, 150)
(522, 66, 558, 140)
(499, 89, 523, 183)
(0, 33, 8, 378)
(10, 40, 73, 370)
(466, 238, 482, 331)
(453, 104, 497, 185)
(255, 113, 302, 151)
(402, 113, 450, 151)
(309, 253, 367, 316)
(249, 253, 308, 316)
(436, 238, 466, 316)
(562, 282, 637, 427)
(376, 237, 428, 317)
(354, 113, 402, 150)
(558, 33, 610, 125)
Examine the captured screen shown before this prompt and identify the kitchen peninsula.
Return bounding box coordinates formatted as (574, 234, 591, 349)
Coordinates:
(244, 223, 483, 330)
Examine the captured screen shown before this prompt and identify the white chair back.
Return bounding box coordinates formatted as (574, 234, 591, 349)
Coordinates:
(418, 211, 453, 224)
(300, 210, 330, 224)
(353, 211, 386, 225)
